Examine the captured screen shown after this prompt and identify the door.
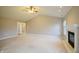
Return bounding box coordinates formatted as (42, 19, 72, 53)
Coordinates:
(17, 22, 26, 35)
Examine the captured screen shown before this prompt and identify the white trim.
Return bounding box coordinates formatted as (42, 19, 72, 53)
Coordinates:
(0, 34, 17, 40)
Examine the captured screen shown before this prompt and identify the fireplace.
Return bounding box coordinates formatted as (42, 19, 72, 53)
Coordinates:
(68, 31, 75, 48)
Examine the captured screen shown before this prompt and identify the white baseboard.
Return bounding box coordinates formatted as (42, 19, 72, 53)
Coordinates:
(0, 34, 17, 40)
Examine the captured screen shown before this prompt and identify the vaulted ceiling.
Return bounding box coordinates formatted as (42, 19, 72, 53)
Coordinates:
(0, 6, 72, 21)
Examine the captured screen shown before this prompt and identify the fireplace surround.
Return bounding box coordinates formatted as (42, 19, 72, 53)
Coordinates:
(63, 24, 79, 53)
(68, 31, 75, 48)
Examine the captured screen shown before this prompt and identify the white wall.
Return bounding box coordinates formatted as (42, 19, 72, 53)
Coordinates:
(0, 18, 17, 39)
(26, 15, 63, 36)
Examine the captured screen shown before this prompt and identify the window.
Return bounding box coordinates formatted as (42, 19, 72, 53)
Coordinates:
(64, 20, 67, 35)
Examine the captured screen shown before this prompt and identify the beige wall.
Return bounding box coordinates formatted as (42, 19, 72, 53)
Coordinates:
(64, 7, 79, 52)
(64, 7, 79, 31)
(63, 7, 79, 37)
(26, 15, 63, 36)
(0, 18, 17, 39)
(0, 20, 1, 35)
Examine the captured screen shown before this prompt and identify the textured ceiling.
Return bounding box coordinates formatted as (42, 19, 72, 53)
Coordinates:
(0, 6, 72, 21)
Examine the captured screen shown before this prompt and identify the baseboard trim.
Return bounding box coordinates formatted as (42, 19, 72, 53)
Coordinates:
(0, 35, 17, 40)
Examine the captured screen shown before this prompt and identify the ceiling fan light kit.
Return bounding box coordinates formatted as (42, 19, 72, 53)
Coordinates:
(23, 6, 39, 13)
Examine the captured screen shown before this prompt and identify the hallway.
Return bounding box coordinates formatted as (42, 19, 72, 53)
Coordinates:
(0, 34, 67, 53)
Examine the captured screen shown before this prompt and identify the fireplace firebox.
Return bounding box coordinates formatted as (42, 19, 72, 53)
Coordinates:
(68, 31, 75, 48)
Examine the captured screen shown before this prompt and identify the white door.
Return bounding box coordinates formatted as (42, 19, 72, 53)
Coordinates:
(17, 22, 26, 35)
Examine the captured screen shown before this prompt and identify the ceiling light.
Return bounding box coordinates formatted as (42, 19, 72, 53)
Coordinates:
(23, 6, 39, 13)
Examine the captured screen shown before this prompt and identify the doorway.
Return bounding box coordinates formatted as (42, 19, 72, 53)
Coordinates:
(17, 22, 26, 35)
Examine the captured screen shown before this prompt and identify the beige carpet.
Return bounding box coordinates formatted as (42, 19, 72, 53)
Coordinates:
(0, 34, 67, 53)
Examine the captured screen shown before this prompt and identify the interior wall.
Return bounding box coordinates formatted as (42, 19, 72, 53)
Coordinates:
(63, 7, 79, 38)
(0, 20, 1, 36)
(0, 18, 17, 39)
(26, 15, 63, 36)
(65, 7, 79, 32)
(64, 6, 79, 52)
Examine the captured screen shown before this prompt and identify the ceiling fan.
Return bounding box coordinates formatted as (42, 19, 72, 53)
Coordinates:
(23, 6, 39, 13)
